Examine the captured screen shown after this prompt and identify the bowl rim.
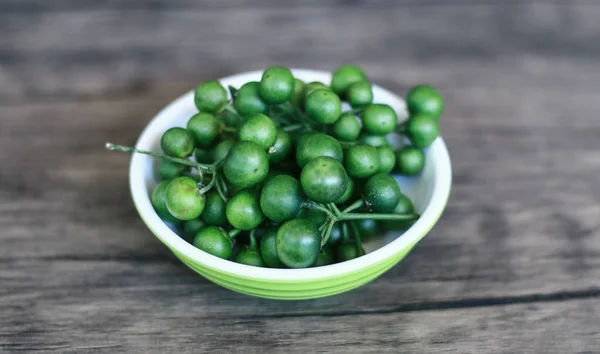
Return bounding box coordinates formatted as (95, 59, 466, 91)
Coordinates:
(129, 68, 452, 282)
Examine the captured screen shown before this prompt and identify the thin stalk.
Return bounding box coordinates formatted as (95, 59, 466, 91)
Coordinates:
(328, 203, 342, 218)
(341, 222, 351, 242)
(349, 221, 362, 249)
(105, 143, 215, 172)
(301, 201, 336, 219)
(215, 174, 228, 201)
(318, 220, 329, 232)
(320, 219, 336, 248)
(197, 175, 217, 195)
(249, 229, 258, 249)
(282, 124, 305, 132)
(228, 229, 242, 238)
(338, 213, 419, 221)
(223, 104, 241, 117)
(341, 199, 364, 214)
(338, 141, 357, 148)
(221, 125, 237, 134)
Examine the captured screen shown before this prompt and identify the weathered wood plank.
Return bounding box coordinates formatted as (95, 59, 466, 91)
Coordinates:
(2, 294, 598, 353)
(0, 0, 584, 13)
(1, 3, 599, 101)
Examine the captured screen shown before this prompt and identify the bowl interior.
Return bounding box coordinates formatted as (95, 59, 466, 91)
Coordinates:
(129, 69, 451, 281)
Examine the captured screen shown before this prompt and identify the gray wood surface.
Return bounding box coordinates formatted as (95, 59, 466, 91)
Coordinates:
(1, 1, 600, 353)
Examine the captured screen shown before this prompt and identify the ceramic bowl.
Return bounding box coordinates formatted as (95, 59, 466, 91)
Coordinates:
(129, 69, 451, 300)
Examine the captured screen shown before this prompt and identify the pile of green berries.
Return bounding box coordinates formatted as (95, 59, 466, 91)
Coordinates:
(107, 65, 443, 269)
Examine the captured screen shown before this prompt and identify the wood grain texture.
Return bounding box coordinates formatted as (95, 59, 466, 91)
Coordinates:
(2, 2, 600, 102)
(1, 1, 600, 353)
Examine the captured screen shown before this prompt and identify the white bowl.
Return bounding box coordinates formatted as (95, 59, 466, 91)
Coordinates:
(129, 69, 452, 300)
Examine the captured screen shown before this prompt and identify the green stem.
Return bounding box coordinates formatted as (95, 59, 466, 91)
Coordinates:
(288, 104, 318, 130)
(318, 221, 329, 232)
(341, 222, 351, 242)
(228, 229, 242, 238)
(197, 175, 217, 195)
(105, 143, 216, 172)
(349, 221, 362, 249)
(301, 201, 336, 219)
(339, 140, 357, 148)
(249, 229, 258, 249)
(228, 85, 239, 99)
(342, 199, 364, 214)
(338, 213, 419, 221)
(223, 104, 240, 117)
(215, 174, 228, 201)
(271, 114, 293, 126)
(328, 203, 342, 218)
(325, 203, 334, 213)
(320, 219, 336, 248)
(221, 125, 237, 134)
(282, 124, 305, 132)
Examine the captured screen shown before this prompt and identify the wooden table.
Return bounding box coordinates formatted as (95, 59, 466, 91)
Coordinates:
(2, 2, 599, 353)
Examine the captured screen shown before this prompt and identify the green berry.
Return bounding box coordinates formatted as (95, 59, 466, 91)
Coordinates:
(187, 112, 220, 148)
(313, 248, 335, 267)
(212, 139, 236, 162)
(225, 190, 263, 230)
(396, 146, 425, 176)
(305, 89, 342, 124)
(194, 148, 213, 164)
(362, 104, 397, 136)
(201, 191, 228, 226)
(183, 218, 205, 241)
(381, 194, 416, 230)
(346, 81, 373, 108)
(301, 156, 348, 204)
(269, 129, 293, 164)
(157, 160, 187, 180)
(291, 79, 306, 107)
(296, 133, 343, 168)
(151, 181, 179, 223)
(223, 141, 269, 188)
(355, 219, 380, 241)
(194, 81, 228, 113)
(296, 208, 327, 226)
(234, 81, 268, 117)
(325, 223, 343, 248)
(234, 247, 265, 267)
(331, 65, 367, 96)
(192, 226, 233, 259)
(260, 175, 304, 222)
(258, 66, 295, 104)
(376, 145, 396, 174)
(160, 127, 194, 158)
(406, 85, 444, 119)
(332, 113, 361, 141)
(335, 242, 365, 262)
(238, 113, 277, 150)
(336, 177, 354, 204)
(363, 173, 401, 213)
(165, 176, 206, 220)
(303, 81, 330, 103)
(260, 229, 286, 268)
(357, 134, 390, 147)
(405, 114, 439, 148)
(276, 219, 320, 268)
(344, 144, 380, 178)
